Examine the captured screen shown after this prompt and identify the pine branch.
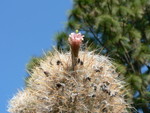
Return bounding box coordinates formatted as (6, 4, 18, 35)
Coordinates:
(82, 16, 108, 50)
(88, 27, 103, 45)
(119, 40, 136, 73)
(107, 0, 112, 15)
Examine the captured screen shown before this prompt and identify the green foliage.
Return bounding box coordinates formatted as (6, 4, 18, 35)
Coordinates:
(55, 32, 69, 51)
(25, 57, 42, 85)
(55, 0, 150, 112)
(27, 57, 42, 73)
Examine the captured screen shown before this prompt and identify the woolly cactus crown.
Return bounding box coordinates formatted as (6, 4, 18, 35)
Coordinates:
(8, 32, 132, 113)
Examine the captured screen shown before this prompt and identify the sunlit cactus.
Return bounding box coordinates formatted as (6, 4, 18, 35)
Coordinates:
(8, 32, 131, 113)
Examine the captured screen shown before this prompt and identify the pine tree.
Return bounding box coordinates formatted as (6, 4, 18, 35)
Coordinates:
(56, 0, 150, 112)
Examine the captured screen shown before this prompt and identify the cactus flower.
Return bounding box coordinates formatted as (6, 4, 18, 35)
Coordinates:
(68, 32, 84, 70)
(68, 32, 84, 47)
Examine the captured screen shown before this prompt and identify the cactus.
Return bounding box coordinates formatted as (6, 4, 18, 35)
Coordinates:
(8, 32, 131, 113)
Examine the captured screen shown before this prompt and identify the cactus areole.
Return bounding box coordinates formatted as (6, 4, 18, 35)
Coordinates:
(68, 32, 84, 70)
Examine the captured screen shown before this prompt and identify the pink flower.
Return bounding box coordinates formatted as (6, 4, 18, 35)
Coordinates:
(68, 32, 84, 70)
(68, 32, 84, 47)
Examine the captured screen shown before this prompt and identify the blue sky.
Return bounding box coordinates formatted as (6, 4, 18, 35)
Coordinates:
(0, 0, 72, 112)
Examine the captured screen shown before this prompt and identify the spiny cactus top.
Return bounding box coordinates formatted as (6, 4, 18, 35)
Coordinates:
(8, 32, 132, 113)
